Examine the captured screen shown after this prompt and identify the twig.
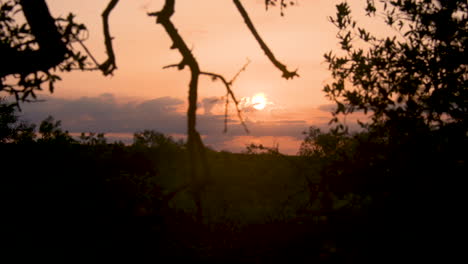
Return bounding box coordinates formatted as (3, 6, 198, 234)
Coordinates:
(74, 38, 101, 68)
(216, 58, 249, 133)
(162, 63, 180, 69)
(233, 0, 298, 79)
(200, 71, 250, 133)
(224, 91, 230, 132)
(229, 58, 250, 85)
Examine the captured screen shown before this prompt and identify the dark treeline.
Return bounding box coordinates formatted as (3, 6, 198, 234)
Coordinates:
(2, 99, 465, 263)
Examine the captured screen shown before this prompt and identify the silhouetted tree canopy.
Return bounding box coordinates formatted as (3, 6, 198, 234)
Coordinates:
(325, 0, 467, 131)
(0, 0, 121, 108)
(300, 0, 467, 201)
(0, 0, 92, 103)
(133, 130, 183, 149)
(0, 97, 36, 142)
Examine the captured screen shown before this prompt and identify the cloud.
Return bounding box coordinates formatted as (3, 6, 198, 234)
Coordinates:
(17, 93, 324, 154)
(136, 96, 184, 113)
(317, 103, 337, 112)
(19, 94, 186, 134)
(201, 96, 223, 115)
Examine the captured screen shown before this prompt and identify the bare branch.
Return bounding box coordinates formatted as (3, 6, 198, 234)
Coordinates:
(100, 0, 119, 75)
(233, 0, 298, 79)
(162, 63, 185, 70)
(149, 0, 200, 145)
(74, 38, 101, 68)
(229, 58, 251, 85)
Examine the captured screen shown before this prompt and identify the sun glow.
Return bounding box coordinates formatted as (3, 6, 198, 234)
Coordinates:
(252, 93, 267, 110)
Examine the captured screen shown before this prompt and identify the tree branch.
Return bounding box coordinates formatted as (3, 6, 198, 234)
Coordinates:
(165, 59, 251, 133)
(233, 0, 298, 79)
(0, 0, 68, 78)
(149, 0, 208, 223)
(150, 0, 200, 145)
(99, 0, 119, 75)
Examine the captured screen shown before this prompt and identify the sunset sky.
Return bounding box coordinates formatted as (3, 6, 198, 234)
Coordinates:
(18, 0, 391, 154)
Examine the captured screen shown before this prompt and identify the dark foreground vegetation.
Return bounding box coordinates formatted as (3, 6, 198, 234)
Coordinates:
(1, 102, 466, 263)
(1, 0, 467, 262)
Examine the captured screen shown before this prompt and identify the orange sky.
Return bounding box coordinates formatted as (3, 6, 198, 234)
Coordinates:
(18, 0, 391, 154)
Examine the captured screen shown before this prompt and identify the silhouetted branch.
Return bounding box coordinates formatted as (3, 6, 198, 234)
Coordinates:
(75, 38, 101, 69)
(150, 0, 299, 222)
(165, 60, 251, 133)
(224, 59, 250, 132)
(233, 0, 298, 79)
(230, 58, 250, 84)
(162, 63, 181, 69)
(99, 0, 119, 75)
(149, 0, 208, 223)
(224, 91, 230, 132)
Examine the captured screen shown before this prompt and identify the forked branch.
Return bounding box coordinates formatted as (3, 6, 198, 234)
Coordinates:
(164, 59, 251, 133)
(148, 1, 298, 220)
(200, 61, 250, 134)
(149, 0, 208, 222)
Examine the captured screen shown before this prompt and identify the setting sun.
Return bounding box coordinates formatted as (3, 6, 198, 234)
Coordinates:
(252, 93, 267, 110)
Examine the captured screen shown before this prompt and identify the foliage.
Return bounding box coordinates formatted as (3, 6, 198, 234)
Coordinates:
(314, 0, 468, 209)
(2, 103, 409, 262)
(0, 98, 17, 141)
(79, 132, 107, 145)
(298, 126, 350, 158)
(0, 0, 91, 104)
(0, 97, 35, 142)
(38, 115, 75, 143)
(324, 0, 468, 130)
(243, 142, 280, 155)
(10, 120, 36, 143)
(265, 0, 298, 16)
(133, 129, 184, 150)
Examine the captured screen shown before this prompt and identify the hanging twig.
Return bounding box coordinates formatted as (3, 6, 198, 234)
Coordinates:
(200, 70, 250, 133)
(223, 59, 251, 133)
(224, 91, 230, 132)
